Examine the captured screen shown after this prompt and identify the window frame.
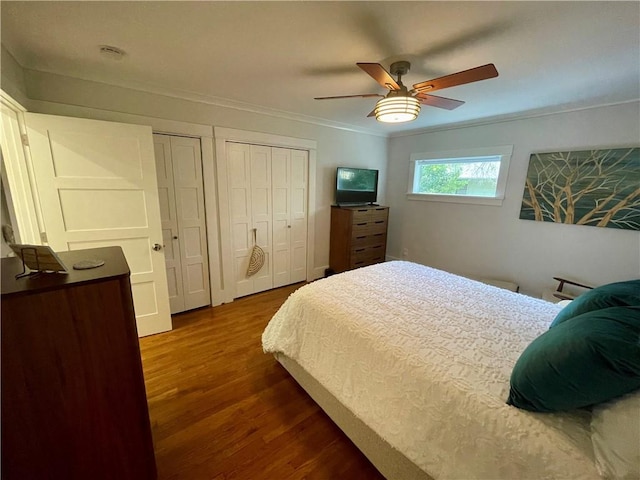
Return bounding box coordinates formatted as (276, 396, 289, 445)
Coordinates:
(407, 145, 513, 206)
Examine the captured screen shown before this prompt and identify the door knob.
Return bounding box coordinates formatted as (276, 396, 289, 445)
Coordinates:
(152, 243, 163, 251)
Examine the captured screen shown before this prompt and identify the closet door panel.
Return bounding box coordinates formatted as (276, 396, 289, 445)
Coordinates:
(248, 145, 273, 293)
(290, 150, 308, 283)
(272, 148, 290, 288)
(171, 136, 210, 310)
(228, 143, 254, 297)
(153, 135, 185, 314)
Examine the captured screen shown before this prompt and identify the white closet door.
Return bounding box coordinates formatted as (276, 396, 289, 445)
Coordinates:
(290, 149, 308, 283)
(170, 135, 211, 310)
(228, 143, 254, 298)
(153, 135, 184, 313)
(272, 147, 291, 288)
(25, 113, 171, 337)
(227, 143, 306, 298)
(248, 145, 273, 293)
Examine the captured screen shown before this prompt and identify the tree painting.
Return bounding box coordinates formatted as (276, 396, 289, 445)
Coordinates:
(519, 147, 640, 230)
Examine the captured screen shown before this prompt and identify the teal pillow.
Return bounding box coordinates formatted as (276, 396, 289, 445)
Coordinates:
(550, 279, 640, 328)
(507, 306, 640, 412)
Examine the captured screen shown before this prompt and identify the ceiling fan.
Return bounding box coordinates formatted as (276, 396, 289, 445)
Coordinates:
(314, 61, 499, 123)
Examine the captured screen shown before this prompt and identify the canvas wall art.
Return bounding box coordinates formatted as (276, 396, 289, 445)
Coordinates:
(519, 147, 639, 230)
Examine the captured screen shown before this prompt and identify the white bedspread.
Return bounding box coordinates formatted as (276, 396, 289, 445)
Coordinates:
(262, 261, 600, 480)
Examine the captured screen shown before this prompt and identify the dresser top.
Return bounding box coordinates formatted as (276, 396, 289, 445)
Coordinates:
(331, 205, 388, 211)
(2, 246, 130, 297)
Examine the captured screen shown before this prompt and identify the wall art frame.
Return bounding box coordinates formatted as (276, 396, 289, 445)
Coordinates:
(519, 147, 639, 230)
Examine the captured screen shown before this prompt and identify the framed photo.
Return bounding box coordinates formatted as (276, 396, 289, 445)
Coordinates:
(9, 244, 68, 273)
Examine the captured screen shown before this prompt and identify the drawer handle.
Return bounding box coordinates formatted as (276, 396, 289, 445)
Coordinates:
(374, 233, 383, 237)
(355, 261, 365, 265)
(356, 222, 367, 226)
(355, 248, 365, 252)
(356, 236, 366, 240)
(374, 220, 385, 224)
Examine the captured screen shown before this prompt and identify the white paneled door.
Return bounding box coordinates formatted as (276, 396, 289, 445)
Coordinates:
(25, 113, 171, 337)
(272, 148, 308, 287)
(228, 143, 273, 297)
(227, 142, 307, 298)
(153, 134, 210, 314)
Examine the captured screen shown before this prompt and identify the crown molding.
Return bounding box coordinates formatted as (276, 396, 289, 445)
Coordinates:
(21, 67, 640, 141)
(388, 99, 640, 138)
(23, 68, 386, 138)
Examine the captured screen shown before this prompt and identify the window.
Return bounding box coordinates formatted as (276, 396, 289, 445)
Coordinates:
(408, 145, 513, 205)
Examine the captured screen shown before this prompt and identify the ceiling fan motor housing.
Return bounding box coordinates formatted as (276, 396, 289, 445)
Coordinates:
(389, 61, 411, 77)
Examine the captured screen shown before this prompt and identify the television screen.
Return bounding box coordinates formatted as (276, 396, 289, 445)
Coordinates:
(336, 167, 378, 205)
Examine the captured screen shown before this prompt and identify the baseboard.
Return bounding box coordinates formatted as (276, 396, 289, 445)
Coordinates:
(312, 266, 328, 280)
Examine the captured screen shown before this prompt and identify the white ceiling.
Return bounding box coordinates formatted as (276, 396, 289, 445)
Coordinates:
(2, 1, 639, 135)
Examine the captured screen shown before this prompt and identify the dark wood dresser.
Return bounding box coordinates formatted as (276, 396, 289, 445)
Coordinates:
(329, 205, 389, 273)
(1, 246, 157, 480)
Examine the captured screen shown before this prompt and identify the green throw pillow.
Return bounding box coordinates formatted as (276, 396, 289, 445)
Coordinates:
(507, 306, 640, 413)
(550, 279, 640, 328)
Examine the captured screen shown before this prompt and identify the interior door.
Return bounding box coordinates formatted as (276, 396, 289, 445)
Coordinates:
(271, 148, 291, 288)
(290, 149, 308, 283)
(227, 143, 273, 298)
(25, 113, 172, 337)
(153, 134, 185, 313)
(249, 145, 273, 293)
(227, 142, 254, 298)
(272, 148, 308, 288)
(154, 134, 210, 313)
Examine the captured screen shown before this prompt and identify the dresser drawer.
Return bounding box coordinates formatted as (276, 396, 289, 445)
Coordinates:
(368, 208, 388, 222)
(351, 207, 388, 224)
(351, 231, 386, 248)
(351, 244, 385, 261)
(352, 219, 387, 236)
(351, 249, 385, 269)
(351, 208, 372, 223)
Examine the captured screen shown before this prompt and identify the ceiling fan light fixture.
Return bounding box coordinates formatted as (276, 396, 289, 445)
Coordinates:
(375, 96, 420, 123)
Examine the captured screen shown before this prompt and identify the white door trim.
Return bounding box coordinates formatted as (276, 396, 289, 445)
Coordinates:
(214, 127, 317, 304)
(1, 89, 43, 244)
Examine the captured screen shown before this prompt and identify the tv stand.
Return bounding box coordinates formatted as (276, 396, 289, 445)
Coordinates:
(329, 205, 389, 273)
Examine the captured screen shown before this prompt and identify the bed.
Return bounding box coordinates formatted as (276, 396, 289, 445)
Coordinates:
(262, 261, 608, 480)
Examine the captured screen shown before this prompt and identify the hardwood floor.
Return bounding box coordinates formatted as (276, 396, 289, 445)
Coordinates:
(139, 284, 385, 480)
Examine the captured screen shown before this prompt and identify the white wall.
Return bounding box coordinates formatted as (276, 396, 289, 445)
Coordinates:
(14, 68, 388, 275)
(386, 102, 640, 297)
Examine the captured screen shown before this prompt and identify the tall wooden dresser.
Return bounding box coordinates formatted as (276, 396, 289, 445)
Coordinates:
(1, 246, 157, 480)
(329, 205, 389, 273)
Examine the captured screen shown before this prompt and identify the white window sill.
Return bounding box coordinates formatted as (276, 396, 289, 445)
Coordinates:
(406, 193, 505, 206)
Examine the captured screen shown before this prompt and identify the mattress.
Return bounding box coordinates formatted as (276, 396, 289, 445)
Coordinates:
(262, 261, 600, 479)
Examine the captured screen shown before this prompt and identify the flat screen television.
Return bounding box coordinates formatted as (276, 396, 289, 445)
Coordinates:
(335, 167, 379, 205)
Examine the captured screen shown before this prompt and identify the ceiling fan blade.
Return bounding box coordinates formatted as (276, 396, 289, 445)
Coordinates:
(413, 64, 498, 93)
(367, 108, 377, 118)
(314, 93, 383, 100)
(357, 63, 400, 90)
(415, 93, 465, 110)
